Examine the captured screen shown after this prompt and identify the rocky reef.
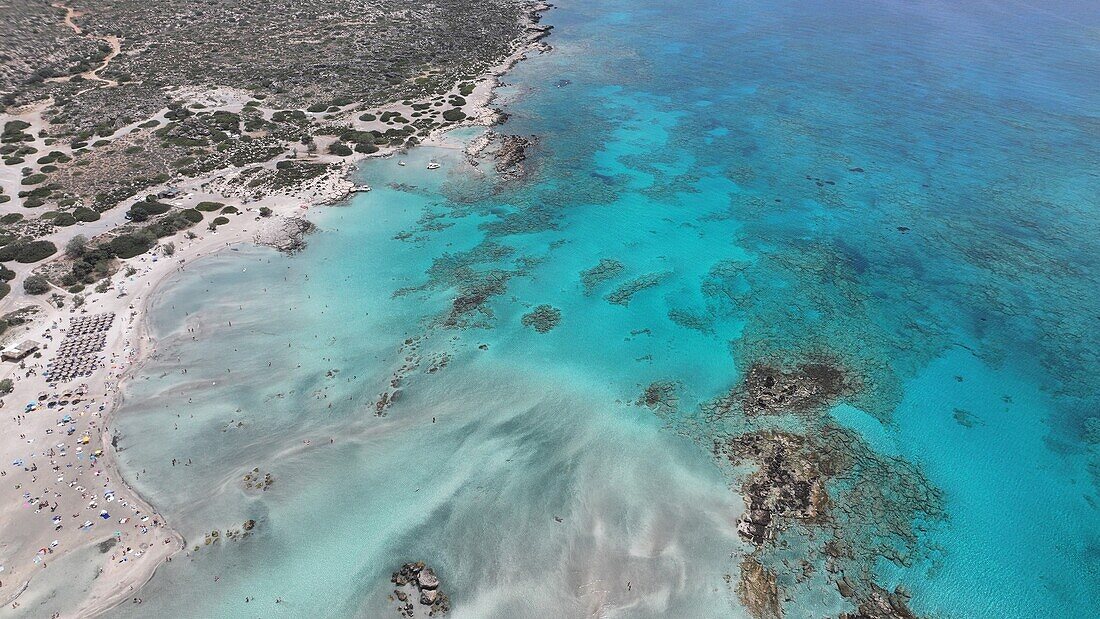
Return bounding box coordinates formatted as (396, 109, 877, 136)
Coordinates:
(737, 557, 781, 619)
(520, 304, 561, 332)
(724, 431, 829, 546)
(242, 467, 275, 491)
(707, 360, 857, 419)
(390, 562, 450, 617)
(605, 271, 669, 306)
(253, 216, 317, 254)
(493, 134, 537, 181)
(579, 258, 625, 295)
(636, 381, 680, 416)
(717, 422, 942, 619)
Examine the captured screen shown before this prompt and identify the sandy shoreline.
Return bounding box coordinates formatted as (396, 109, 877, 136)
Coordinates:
(0, 3, 551, 615)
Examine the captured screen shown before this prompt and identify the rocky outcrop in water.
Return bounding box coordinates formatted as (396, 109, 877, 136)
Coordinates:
(636, 381, 679, 416)
(737, 557, 781, 619)
(494, 134, 536, 181)
(718, 423, 942, 619)
(725, 431, 829, 545)
(837, 580, 918, 619)
(253, 216, 316, 254)
(706, 360, 856, 420)
(390, 562, 450, 617)
(579, 258, 625, 295)
(521, 304, 561, 332)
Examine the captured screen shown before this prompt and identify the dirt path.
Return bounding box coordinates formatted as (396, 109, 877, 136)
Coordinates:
(48, 2, 121, 88)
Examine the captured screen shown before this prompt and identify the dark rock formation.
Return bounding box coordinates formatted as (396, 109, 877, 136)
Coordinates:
(838, 581, 918, 619)
(706, 360, 856, 419)
(494, 134, 536, 181)
(724, 431, 829, 546)
(390, 562, 450, 616)
(255, 216, 317, 254)
(718, 424, 943, 619)
(579, 258, 625, 295)
(521, 304, 561, 333)
(741, 362, 853, 416)
(737, 557, 781, 619)
(636, 381, 679, 415)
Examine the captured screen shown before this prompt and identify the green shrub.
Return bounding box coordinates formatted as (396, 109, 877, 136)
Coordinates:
(181, 208, 203, 223)
(259, 207, 272, 217)
(144, 211, 198, 238)
(0, 377, 13, 394)
(327, 142, 353, 156)
(0, 240, 57, 263)
(0, 213, 23, 224)
(0, 282, 8, 301)
(195, 201, 224, 212)
(442, 109, 467, 122)
(23, 274, 50, 294)
(212, 216, 230, 226)
(65, 234, 87, 257)
(53, 213, 77, 226)
(68, 284, 85, 293)
(0, 264, 14, 280)
(23, 197, 45, 208)
(358, 113, 377, 121)
(306, 103, 328, 113)
(355, 142, 379, 154)
(220, 205, 238, 215)
(109, 232, 156, 259)
(73, 207, 100, 222)
(126, 200, 171, 222)
(21, 173, 47, 185)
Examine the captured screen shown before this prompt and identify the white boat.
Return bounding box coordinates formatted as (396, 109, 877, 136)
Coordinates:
(426, 161, 441, 170)
(398, 161, 407, 166)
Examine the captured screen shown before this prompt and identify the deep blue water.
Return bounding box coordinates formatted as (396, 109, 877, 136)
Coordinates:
(93, 0, 1100, 616)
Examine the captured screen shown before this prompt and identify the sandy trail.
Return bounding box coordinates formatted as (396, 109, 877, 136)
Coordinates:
(47, 2, 121, 88)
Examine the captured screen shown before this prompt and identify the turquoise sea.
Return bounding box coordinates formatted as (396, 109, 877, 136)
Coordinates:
(83, 0, 1100, 616)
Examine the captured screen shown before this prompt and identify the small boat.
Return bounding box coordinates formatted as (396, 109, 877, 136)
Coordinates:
(351, 184, 372, 193)
(398, 160, 407, 166)
(426, 161, 441, 170)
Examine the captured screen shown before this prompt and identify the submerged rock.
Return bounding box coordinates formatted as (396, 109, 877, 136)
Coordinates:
(706, 360, 856, 419)
(737, 557, 781, 619)
(521, 304, 561, 333)
(724, 431, 829, 546)
(838, 581, 918, 619)
(253, 216, 317, 254)
(494, 134, 536, 181)
(579, 258, 625, 295)
(636, 381, 679, 415)
(605, 271, 670, 306)
(742, 362, 853, 415)
(719, 424, 943, 619)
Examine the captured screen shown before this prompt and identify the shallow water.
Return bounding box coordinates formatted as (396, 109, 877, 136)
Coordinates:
(103, 0, 1099, 616)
